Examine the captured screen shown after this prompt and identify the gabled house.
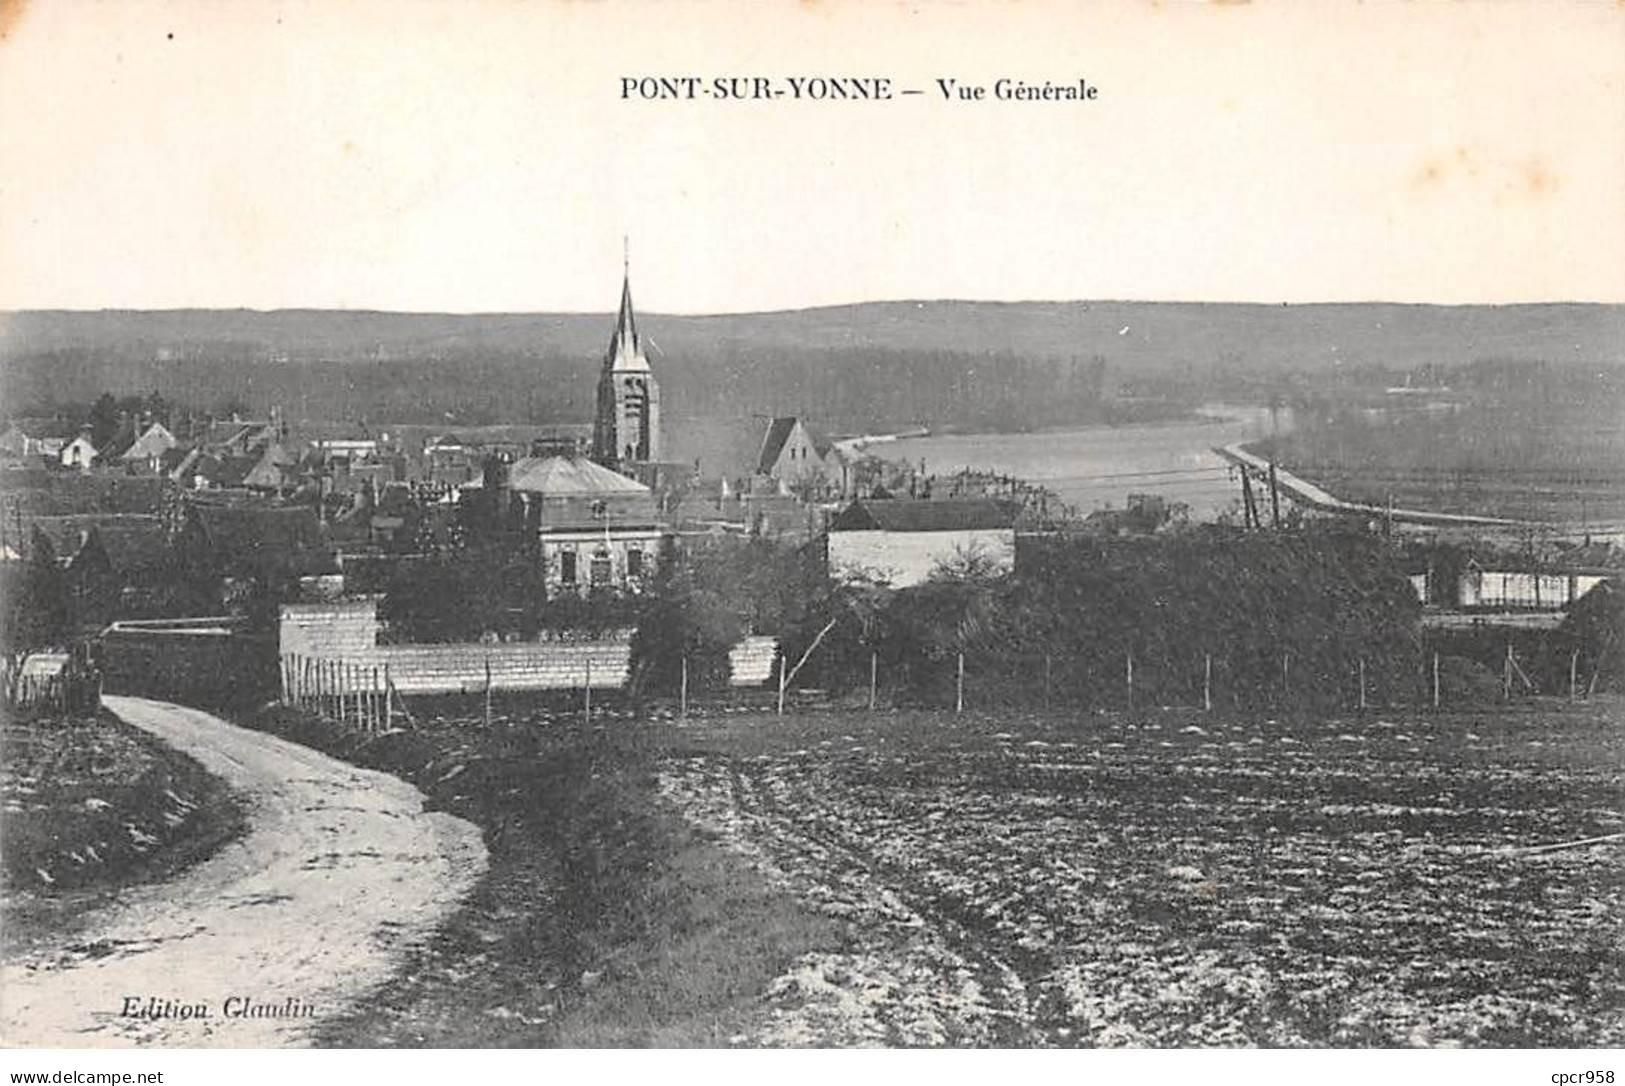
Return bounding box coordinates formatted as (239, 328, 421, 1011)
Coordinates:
(756, 416, 850, 498)
(242, 442, 299, 493)
(118, 421, 180, 471)
(826, 498, 1020, 587)
(59, 430, 99, 471)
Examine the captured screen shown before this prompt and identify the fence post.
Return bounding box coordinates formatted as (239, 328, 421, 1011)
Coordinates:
(956, 651, 965, 714)
(1281, 652, 1291, 704)
(484, 656, 492, 728)
(1203, 653, 1212, 713)
(680, 656, 689, 718)
(869, 651, 878, 712)
(1358, 657, 1367, 710)
(584, 659, 593, 724)
(776, 654, 786, 716)
(1043, 654, 1052, 712)
(1432, 651, 1441, 709)
(384, 663, 394, 730)
(1503, 641, 1513, 702)
(1570, 650, 1579, 702)
(1125, 651, 1134, 712)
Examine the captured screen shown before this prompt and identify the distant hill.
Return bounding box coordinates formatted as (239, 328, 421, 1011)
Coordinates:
(3, 301, 1621, 472)
(4, 300, 1623, 372)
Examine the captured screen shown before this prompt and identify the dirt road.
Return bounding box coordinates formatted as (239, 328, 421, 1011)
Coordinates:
(1, 697, 487, 1048)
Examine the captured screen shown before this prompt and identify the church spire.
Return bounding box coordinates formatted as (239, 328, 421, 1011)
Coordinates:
(613, 235, 638, 352)
(615, 270, 638, 351)
(593, 239, 660, 466)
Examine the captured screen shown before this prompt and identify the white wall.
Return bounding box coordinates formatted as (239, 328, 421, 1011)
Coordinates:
(828, 529, 1015, 588)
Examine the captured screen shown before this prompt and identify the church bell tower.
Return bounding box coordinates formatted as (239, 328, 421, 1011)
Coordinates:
(591, 248, 661, 469)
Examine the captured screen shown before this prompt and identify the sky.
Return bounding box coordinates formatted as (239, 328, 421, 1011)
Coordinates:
(1, 0, 1622, 313)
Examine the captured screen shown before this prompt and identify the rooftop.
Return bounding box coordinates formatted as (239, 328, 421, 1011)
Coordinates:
(829, 498, 1021, 533)
(508, 456, 650, 497)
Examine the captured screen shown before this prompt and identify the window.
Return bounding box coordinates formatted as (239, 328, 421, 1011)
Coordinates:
(590, 550, 612, 587)
(559, 551, 577, 585)
(626, 548, 643, 578)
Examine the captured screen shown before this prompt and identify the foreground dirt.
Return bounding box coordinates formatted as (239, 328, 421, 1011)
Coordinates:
(657, 702, 1625, 1047)
(0, 697, 486, 1048)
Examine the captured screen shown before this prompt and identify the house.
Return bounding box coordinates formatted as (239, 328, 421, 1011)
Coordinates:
(423, 434, 478, 488)
(58, 430, 99, 471)
(826, 498, 1020, 587)
(756, 416, 850, 498)
(202, 419, 277, 458)
(310, 437, 380, 462)
(241, 442, 299, 493)
(0, 419, 78, 462)
(499, 455, 669, 597)
(26, 514, 170, 627)
(181, 503, 337, 585)
(368, 482, 420, 549)
(1457, 560, 1610, 611)
(118, 421, 180, 470)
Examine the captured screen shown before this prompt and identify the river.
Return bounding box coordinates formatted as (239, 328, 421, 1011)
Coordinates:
(889, 404, 1288, 521)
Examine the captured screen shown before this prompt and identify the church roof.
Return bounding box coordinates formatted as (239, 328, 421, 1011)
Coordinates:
(508, 456, 650, 496)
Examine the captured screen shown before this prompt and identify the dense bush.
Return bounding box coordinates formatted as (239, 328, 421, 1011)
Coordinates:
(775, 525, 1425, 711)
(630, 536, 819, 696)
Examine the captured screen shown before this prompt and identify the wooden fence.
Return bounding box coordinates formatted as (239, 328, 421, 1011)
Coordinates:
(4, 652, 103, 718)
(280, 653, 405, 734)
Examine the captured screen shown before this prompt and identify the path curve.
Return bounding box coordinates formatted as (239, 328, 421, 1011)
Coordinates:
(1, 697, 487, 1048)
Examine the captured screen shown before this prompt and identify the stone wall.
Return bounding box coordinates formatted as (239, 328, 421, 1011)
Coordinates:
(280, 597, 777, 696)
(377, 641, 631, 695)
(728, 635, 779, 687)
(279, 597, 631, 694)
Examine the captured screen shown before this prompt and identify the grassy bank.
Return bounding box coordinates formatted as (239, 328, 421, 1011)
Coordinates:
(1, 709, 247, 959)
(241, 703, 841, 1046)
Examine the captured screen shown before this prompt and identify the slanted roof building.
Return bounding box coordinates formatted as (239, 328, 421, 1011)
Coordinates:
(826, 498, 1021, 587)
(183, 503, 337, 580)
(757, 416, 851, 497)
(117, 421, 180, 470)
